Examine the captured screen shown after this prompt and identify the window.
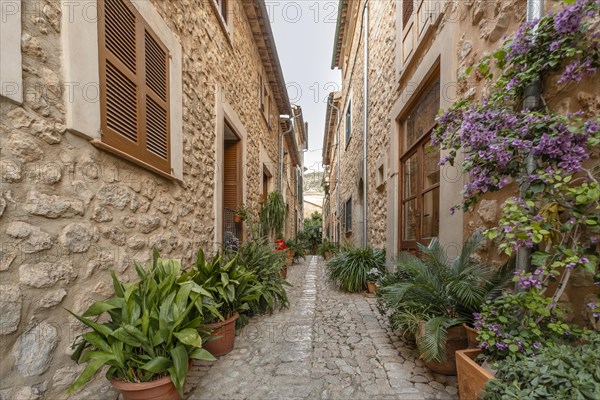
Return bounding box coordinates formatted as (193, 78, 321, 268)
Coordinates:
(62, 0, 183, 180)
(215, 0, 228, 22)
(98, 0, 170, 174)
(345, 100, 352, 148)
(399, 78, 440, 251)
(259, 74, 273, 129)
(344, 197, 353, 233)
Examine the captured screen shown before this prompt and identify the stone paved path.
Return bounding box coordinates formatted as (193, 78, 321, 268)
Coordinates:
(187, 256, 458, 400)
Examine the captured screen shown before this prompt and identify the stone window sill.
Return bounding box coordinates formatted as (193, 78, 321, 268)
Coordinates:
(209, 0, 233, 47)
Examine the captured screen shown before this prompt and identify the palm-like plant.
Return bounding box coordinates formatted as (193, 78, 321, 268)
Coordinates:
(326, 247, 386, 292)
(380, 232, 513, 363)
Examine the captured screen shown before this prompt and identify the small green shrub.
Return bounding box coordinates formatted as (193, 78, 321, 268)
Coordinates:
(317, 240, 339, 257)
(482, 332, 600, 400)
(326, 247, 385, 292)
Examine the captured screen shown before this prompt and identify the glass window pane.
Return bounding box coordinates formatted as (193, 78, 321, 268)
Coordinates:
(402, 79, 440, 149)
(424, 141, 440, 188)
(403, 153, 418, 198)
(403, 199, 417, 240)
(422, 188, 440, 239)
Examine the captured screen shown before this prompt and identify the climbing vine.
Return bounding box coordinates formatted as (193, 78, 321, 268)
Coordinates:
(432, 0, 600, 310)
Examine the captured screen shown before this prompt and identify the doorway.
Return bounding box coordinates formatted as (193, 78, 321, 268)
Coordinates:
(223, 121, 243, 244)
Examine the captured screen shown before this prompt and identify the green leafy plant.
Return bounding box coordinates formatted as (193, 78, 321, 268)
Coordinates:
(187, 249, 262, 323)
(235, 203, 251, 221)
(67, 251, 218, 397)
(475, 290, 583, 363)
(326, 246, 385, 292)
(284, 240, 305, 262)
(317, 239, 339, 257)
(299, 211, 323, 254)
(481, 332, 600, 400)
(379, 233, 513, 363)
(260, 192, 287, 238)
(233, 238, 290, 315)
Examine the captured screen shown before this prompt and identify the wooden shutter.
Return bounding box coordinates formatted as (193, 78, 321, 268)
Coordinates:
(99, 0, 171, 174)
(403, 0, 414, 27)
(223, 140, 241, 211)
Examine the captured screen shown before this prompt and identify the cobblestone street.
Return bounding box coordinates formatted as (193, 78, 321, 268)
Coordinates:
(188, 257, 458, 400)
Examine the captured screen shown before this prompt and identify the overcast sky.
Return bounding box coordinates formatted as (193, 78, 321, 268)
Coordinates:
(268, 1, 341, 175)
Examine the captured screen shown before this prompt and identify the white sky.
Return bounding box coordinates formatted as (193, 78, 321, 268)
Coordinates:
(268, 1, 342, 175)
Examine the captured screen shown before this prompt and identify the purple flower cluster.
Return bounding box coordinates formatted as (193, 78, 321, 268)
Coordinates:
(507, 19, 540, 61)
(587, 302, 600, 319)
(554, 0, 587, 35)
(515, 270, 543, 290)
(558, 59, 598, 84)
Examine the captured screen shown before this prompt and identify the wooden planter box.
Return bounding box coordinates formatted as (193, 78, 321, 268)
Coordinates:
(456, 348, 495, 400)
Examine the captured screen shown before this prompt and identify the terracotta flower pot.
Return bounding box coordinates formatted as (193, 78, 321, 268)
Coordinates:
(279, 265, 288, 279)
(418, 322, 468, 375)
(323, 251, 332, 260)
(110, 375, 181, 400)
(203, 312, 239, 357)
(367, 282, 377, 293)
(233, 215, 242, 223)
(463, 323, 479, 348)
(456, 348, 495, 400)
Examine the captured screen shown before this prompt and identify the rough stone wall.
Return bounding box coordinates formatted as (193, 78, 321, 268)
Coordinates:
(0, 0, 290, 398)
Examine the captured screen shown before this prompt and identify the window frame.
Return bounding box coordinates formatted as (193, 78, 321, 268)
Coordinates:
(0, 0, 23, 104)
(345, 99, 352, 149)
(344, 197, 353, 234)
(61, 0, 183, 181)
(210, 0, 233, 42)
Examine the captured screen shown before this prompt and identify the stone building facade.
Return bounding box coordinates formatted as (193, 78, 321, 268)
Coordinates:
(0, 0, 303, 398)
(322, 0, 598, 316)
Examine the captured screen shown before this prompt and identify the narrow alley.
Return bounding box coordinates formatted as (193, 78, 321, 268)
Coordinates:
(188, 257, 458, 400)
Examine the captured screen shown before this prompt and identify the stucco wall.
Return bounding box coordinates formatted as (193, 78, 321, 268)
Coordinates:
(0, 0, 291, 397)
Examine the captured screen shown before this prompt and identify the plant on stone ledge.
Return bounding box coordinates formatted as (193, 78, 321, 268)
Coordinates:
(433, 0, 599, 313)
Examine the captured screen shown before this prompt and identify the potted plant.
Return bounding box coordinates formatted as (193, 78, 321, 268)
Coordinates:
(326, 246, 386, 292)
(317, 240, 338, 260)
(366, 268, 382, 293)
(456, 289, 583, 399)
(285, 240, 305, 264)
(260, 192, 286, 239)
(274, 238, 289, 278)
(232, 237, 290, 316)
(67, 251, 218, 400)
(187, 248, 261, 356)
(379, 233, 513, 375)
(234, 203, 250, 223)
(480, 332, 600, 399)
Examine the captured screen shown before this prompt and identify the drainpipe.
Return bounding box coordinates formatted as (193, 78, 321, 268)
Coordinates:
(362, 0, 369, 248)
(327, 100, 342, 244)
(516, 0, 544, 286)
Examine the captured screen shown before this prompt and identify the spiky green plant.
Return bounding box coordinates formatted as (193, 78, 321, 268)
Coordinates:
(379, 232, 513, 363)
(260, 191, 287, 238)
(326, 247, 386, 292)
(67, 250, 219, 397)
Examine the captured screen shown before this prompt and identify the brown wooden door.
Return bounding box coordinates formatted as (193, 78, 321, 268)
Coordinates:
(223, 139, 242, 241)
(399, 132, 440, 252)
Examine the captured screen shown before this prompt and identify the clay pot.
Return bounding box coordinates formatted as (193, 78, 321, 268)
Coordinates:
(233, 214, 242, 223)
(367, 282, 377, 293)
(110, 375, 180, 400)
(323, 251, 332, 260)
(463, 323, 479, 348)
(418, 322, 468, 375)
(456, 348, 495, 400)
(279, 265, 288, 279)
(203, 312, 239, 357)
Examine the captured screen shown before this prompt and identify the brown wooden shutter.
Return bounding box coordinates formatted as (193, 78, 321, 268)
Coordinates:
(99, 0, 171, 174)
(223, 141, 241, 211)
(403, 0, 414, 27)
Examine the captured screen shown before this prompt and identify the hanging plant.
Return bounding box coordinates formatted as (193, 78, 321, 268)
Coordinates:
(433, 0, 599, 309)
(260, 191, 287, 238)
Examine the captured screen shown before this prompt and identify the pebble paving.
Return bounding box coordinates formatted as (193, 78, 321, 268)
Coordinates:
(188, 256, 458, 400)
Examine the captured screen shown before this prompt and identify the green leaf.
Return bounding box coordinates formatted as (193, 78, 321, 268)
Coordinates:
(173, 328, 202, 348)
(82, 299, 119, 317)
(140, 356, 171, 373)
(190, 348, 217, 361)
(169, 345, 189, 397)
